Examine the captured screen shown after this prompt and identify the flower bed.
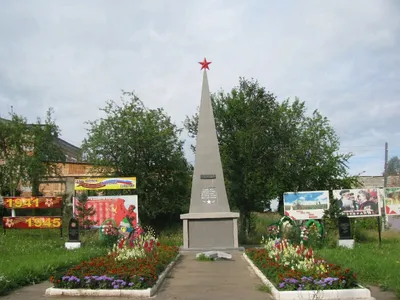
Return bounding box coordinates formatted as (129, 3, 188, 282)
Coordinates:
(247, 238, 357, 291)
(244, 238, 374, 299)
(47, 226, 179, 297)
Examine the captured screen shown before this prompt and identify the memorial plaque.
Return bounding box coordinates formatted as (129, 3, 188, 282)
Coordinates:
(68, 217, 80, 242)
(201, 187, 217, 204)
(338, 216, 352, 240)
(200, 174, 216, 180)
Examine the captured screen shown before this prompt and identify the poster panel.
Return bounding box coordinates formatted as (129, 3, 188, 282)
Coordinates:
(283, 190, 329, 220)
(384, 187, 400, 215)
(3, 197, 62, 209)
(2, 216, 62, 229)
(332, 188, 381, 217)
(73, 195, 138, 229)
(74, 177, 136, 191)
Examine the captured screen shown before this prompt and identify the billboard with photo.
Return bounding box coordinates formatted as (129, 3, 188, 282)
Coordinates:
(283, 190, 329, 220)
(384, 187, 400, 215)
(332, 188, 381, 217)
(73, 195, 138, 229)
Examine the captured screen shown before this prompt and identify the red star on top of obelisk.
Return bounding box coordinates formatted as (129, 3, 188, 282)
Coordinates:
(199, 57, 212, 70)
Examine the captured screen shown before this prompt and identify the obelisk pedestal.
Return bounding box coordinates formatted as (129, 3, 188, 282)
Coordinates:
(180, 58, 240, 251)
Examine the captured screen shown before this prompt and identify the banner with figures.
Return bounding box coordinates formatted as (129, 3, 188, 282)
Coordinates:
(384, 187, 400, 215)
(74, 177, 136, 191)
(332, 188, 381, 217)
(73, 195, 138, 230)
(283, 191, 329, 220)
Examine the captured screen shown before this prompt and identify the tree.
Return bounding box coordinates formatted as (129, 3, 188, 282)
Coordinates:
(26, 108, 66, 196)
(185, 78, 358, 237)
(0, 109, 65, 197)
(81, 91, 192, 228)
(74, 192, 96, 229)
(385, 156, 400, 176)
(0, 114, 30, 196)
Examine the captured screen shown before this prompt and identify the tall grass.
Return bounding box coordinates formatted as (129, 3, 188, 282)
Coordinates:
(157, 225, 183, 246)
(0, 229, 108, 296)
(240, 212, 281, 245)
(317, 231, 400, 298)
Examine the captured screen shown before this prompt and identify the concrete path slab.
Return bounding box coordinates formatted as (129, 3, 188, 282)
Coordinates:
(155, 253, 272, 300)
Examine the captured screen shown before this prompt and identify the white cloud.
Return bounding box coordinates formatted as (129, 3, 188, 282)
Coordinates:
(0, 0, 399, 175)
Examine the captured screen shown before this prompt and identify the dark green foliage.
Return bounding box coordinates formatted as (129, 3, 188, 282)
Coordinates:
(385, 156, 400, 176)
(27, 108, 66, 196)
(185, 78, 359, 238)
(0, 109, 65, 196)
(81, 91, 191, 228)
(74, 192, 96, 229)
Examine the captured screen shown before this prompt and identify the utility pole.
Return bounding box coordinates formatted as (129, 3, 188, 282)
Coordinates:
(384, 142, 388, 187)
(382, 142, 388, 230)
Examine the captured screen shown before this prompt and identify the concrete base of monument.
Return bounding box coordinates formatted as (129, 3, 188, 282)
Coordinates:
(179, 246, 244, 253)
(180, 212, 240, 250)
(64, 241, 81, 250)
(243, 253, 375, 300)
(45, 254, 180, 297)
(338, 239, 355, 249)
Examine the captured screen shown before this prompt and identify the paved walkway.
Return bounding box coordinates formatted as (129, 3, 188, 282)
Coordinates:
(156, 253, 271, 300)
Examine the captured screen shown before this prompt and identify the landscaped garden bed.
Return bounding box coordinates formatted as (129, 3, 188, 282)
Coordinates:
(46, 226, 180, 297)
(244, 238, 373, 300)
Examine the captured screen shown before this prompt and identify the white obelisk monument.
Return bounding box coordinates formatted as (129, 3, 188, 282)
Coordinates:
(180, 58, 240, 250)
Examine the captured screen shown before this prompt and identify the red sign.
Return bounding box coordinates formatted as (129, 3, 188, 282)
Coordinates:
(2, 216, 62, 229)
(3, 197, 62, 209)
(73, 196, 138, 228)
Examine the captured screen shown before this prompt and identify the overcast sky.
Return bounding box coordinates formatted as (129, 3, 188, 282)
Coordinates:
(1, 0, 399, 176)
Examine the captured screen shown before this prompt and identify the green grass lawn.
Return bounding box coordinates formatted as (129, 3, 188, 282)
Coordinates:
(0, 229, 108, 296)
(316, 231, 400, 298)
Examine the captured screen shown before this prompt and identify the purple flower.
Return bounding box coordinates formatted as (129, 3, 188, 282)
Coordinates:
(282, 278, 298, 284)
(128, 282, 134, 287)
(113, 285, 119, 289)
(301, 276, 313, 282)
(324, 277, 339, 285)
(68, 276, 80, 283)
(95, 275, 114, 281)
(279, 282, 285, 288)
(314, 279, 323, 285)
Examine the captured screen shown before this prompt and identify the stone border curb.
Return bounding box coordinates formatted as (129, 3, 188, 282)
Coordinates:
(242, 253, 375, 300)
(45, 254, 180, 297)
